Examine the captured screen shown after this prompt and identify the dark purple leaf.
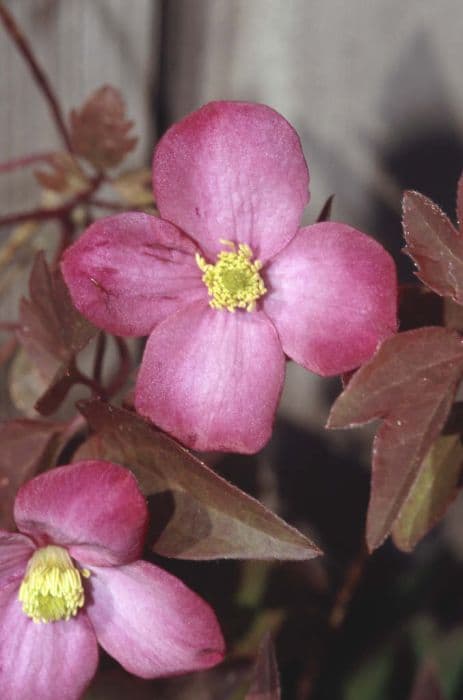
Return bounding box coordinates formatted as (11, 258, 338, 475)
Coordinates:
(70, 85, 138, 170)
(327, 328, 463, 551)
(75, 400, 321, 561)
(18, 252, 97, 414)
(402, 190, 463, 303)
(0, 420, 62, 529)
(245, 633, 281, 700)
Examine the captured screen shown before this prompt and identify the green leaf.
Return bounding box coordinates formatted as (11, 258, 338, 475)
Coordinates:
(76, 400, 321, 561)
(392, 431, 463, 552)
(328, 328, 463, 551)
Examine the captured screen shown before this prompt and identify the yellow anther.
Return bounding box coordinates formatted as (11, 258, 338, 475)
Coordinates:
(18, 545, 89, 624)
(196, 242, 266, 312)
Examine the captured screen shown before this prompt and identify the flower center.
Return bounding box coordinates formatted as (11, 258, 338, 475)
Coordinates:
(196, 241, 267, 312)
(18, 545, 90, 623)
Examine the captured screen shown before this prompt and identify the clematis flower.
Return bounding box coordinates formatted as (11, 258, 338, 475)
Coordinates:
(0, 460, 224, 700)
(62, 101, 397, 453)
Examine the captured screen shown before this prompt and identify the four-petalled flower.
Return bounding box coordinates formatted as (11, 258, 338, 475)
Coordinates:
(62, 101, 397, 453)
(0, 461, 224, 700)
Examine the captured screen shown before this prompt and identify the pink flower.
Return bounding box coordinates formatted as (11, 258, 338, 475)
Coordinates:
(62, 101, 397, 453)
(0, 461, 224, 700)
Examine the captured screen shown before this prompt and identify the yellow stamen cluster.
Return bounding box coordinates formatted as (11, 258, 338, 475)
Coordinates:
(18, 545, 90, 624)
(196, 241, 267, 312)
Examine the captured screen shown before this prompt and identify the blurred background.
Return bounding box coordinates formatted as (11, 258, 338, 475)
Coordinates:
(2, 1, 463, 698)
(4, 0, 463, 430)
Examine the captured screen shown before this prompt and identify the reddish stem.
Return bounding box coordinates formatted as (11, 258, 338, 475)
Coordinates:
(71, 361, 106, 399)
(92, 332, 107, 386)
(297, 541, 369, 700)
(0, 4, 73, 152)
(52, 214, 76, 268)
(327, 542, 368, 630)
(0, 174, 103, 228)
(0, 152, 55, 175)
(74, 337, 130, 407)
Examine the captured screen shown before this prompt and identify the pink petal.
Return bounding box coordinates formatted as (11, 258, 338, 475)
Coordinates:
(14, 461, 148, 566)
(87, 560, 224, 678)
(0, 531, 34, 588)
(0, 582, 98, 700)
(263, 222, 398, 375)
(61, 213, 206, 337)
(153, 101, 309, 263)
(134, 302, 285, 453)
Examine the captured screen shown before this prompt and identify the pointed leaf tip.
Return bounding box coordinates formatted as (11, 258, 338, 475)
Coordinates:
(76, 400, 322, 561)
(402, 189, 463, 304)
(245, 633, 281, 700)
(316, 194, 335, 223)
(328, 328, 463, 551)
